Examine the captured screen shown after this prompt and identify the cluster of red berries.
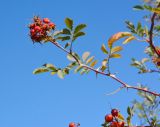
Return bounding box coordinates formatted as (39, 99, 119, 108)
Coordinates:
(104, 109, 124, 127)
(29, 16, 55, 42)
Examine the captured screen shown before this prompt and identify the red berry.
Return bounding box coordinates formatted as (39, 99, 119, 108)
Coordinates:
(69, 122, 76, 127)
(49, 22, 55, 29)
(110, 122, 118, 127)
(34, 26, 41, 32)
(118, 121, 124, 127)
(29, 23, 35, 29)
(111, 109, 119, 117)
(30, 29, 36, 35)
(42, 24, 48, 30)
(43, 18, 50, 23)
(105, 114, 113, 122)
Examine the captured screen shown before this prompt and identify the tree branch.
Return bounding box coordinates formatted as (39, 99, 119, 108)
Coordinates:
(49, 39, 160, 97)
(148, 3, 160, 56)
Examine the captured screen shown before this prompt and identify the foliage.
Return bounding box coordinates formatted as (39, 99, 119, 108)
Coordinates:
(28, 0, 160, 126)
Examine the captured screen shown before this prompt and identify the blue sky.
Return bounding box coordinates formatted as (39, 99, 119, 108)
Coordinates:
(0, 0, 160, 127)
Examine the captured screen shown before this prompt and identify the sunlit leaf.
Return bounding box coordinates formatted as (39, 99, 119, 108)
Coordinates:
(82, 52, 90, 61)
(108, 32, 132, 48)
(33, 68, 49, 74)
(74, 24, 87, 34)
(101, 44, 108, 54)
(102, 59, 108, 66)
(57, 70, 64, 79)
(65, 17, 73, 30)
(110, 54, 121, 58)
(101, 66, 107, 72)
(86, 56, 94, 64)
(43, 63, 57, 71)
(74, 66, 83, 73)
(123, 36, 135, 44)
(51, 71, 57, 75)
(67, 54, 76, 62)
(141, 58, 149, 64)
(111, 46, 123, 54)
(151, 8, 160, 14)
(90, 60, 97, 67)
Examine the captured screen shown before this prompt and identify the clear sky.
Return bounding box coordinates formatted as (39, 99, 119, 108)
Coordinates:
(0, 0, 160, 127)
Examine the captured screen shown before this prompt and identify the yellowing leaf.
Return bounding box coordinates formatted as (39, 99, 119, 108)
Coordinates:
(86, 56, 94, 64)
(123, 36, 135, 44)
(110, 54, 121, 58)
(101, 44, 108, 54)
(108, 32, 132, 48)
(82, 52, 90, 61)
(33, 68, 49, 74)
(152, 8, 160, 14)
(118, 113, 125, 121)
(111, 46, 123, 54)
(90, 60, 97, 67)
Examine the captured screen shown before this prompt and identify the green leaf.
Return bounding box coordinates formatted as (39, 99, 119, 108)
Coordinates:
(111, 46, 123, 54)
(86, 56, 94, 64)
(53, 30, 63, 37)
(137, 22, 142, 31)
(108, 32, 132, 48)
(82, 52, 90, 61)
(74, 24, 87, 34)
(74, 66, 83, 73)
(73, 32, 85, 41)
(67, 54, 76, 62)
(90, 60, 97, 67)
(110, 54, 121, 58)
(133, 5, 144, 10)
(123, 36, 135, 44)
(56, 36, 70, 41)
(127, 107, 132, 116)
(127, 116, 132, 126)
(57, 70, 64, 79)
(143, 5, 152, 11)
(33, 68, 49, 74)
(43, 64, 57, 71)
(125, 21, 136, 33)
(62, 28, 71, 35)
(65, 17, 73, 30)
(101, 44, 108, 54)
(101, 65, 107, 72)
(51, 71, 57, 75)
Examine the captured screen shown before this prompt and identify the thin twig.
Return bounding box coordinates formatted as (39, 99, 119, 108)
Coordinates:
(49, 39, 160, 97)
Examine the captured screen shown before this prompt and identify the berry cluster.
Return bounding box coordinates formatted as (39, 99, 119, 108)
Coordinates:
(29, 16, 55, 42)
(103, 109, 125, 127)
